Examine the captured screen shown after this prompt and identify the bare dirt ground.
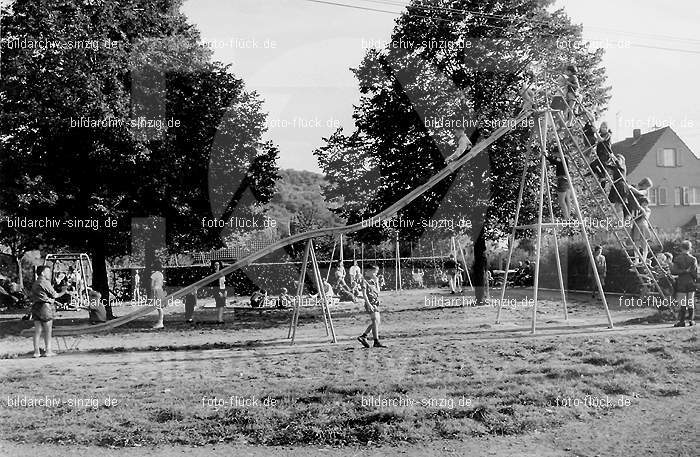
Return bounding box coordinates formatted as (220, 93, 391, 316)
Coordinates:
(1, 288, 697, 456)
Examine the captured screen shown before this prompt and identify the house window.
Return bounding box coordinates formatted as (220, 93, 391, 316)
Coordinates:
(691, 187, 700, 206)
(675, 187, 683, 206)
(684, 187, 691, 205)
(658, 187, 668, 205)
(649, 188, 657, 206)
(656, 148, 677, 167)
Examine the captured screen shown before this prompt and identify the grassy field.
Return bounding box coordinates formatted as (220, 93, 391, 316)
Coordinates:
(0, 288, 697, 454)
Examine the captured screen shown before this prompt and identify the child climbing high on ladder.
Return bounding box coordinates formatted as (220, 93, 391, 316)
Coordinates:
(627, 177, 653, 266)
(551, 64, 580, 126)
(546, 151, 574, 220)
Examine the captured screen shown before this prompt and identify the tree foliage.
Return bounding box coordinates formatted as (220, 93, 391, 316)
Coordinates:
(0, 0, 279, 300)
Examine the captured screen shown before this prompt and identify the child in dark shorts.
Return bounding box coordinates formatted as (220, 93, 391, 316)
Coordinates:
(82, 288, 107, 324)
(357, 265, 386, 348)
(546, 153, 573, 219)
(672, 241, 697, 327)
(184, 291, 197, 323)
(213, 261, 226, 324)
(607, 154, 628, 218)
(30, 265, 69, 357)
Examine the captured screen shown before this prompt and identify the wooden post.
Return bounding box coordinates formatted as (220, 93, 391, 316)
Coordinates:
(310, 242, 337, 343)
(395, 236, 402, 290)
(457, 239, 473, 291)
(551, 110, 613, 328)
(339, 234, 344, 264)
(289, 240, 311, 343)
(543, 170, 568, 320)
(496, 116, 538, 323)
(531, 111, 551, 334)
(309, 242, 329, 335)
(360, 243, 364, 275)
(325, 238, 337, 282)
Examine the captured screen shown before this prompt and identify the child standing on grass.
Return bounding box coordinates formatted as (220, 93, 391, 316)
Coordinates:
(357, 265, 386, 348)
(30, 265, 69, 357)
(184, 291, 197, 323)
(672, 240, 697, 327)
(213, 261, 226, 324)
(151, 261, 166, 329)
(590, 246, 607, 298)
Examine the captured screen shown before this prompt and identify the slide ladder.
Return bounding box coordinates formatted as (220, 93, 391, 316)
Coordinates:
(550, 96, 672, 299)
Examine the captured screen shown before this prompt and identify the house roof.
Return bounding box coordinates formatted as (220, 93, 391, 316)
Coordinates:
(612, 127, 670, 174)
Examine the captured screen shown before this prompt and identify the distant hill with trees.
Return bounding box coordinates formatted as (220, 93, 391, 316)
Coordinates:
(266, 169, 344, 236)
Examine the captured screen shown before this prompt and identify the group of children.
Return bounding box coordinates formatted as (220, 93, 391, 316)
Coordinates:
(588, 241, 696, 326)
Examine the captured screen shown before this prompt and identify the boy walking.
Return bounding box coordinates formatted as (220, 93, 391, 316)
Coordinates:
(357, 265, 386, 348)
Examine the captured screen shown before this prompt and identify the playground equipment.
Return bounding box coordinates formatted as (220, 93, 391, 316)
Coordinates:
(21, 75, 672, 342)
(43, 253, 92, 309)
(495, 86, 672, 332)
(288, 239, 337, 344)
(22, 106, 532, 339)
(552, 88, 673, 297)
(451, 236, 474, 291)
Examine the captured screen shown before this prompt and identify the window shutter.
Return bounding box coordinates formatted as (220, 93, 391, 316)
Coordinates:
(675, 187, 682, 205)
(659, 187, 667, 205)
(683, 187, 690, 205)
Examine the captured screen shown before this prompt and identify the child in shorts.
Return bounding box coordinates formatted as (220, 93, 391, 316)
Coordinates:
(590, 246, 607, 298)
(357, 265, 386, 348)
(184, 291, 197, 323)
(213, 261, 226, 324)
(30, 265, 69, 357)
(672, 240, 697, 327)
(628, 178, 653, 265)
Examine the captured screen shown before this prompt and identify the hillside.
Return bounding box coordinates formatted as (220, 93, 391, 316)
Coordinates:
(266, 169, 344, 234)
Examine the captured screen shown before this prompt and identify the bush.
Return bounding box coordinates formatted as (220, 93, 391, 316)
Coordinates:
(538, 238, 641, 293)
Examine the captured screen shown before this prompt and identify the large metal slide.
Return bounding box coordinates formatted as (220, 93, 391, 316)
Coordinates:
(21, 108, 533, 337)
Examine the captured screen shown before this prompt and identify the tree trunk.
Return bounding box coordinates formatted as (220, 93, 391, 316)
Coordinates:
(472, 226, 488, 306)
(88, 234, 114, 319)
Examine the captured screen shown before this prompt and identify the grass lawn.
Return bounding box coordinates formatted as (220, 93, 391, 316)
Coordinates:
(0, 288, 697, 451)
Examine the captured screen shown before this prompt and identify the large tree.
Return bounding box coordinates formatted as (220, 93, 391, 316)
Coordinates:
(315, 0, 609, 303)
(0, 0, 279, 310)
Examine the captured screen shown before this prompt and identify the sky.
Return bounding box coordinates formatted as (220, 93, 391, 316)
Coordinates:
(181, 0, 700, 172)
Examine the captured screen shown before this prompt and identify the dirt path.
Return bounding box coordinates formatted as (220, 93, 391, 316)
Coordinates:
(2, 321, 682, 369)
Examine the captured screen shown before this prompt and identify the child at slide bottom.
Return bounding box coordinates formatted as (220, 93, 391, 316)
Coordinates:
(672, 240, 697, 327)
(357, 265, 386, 348)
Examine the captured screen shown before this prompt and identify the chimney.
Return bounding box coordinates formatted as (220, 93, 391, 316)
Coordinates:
(633, 129, 641, 139)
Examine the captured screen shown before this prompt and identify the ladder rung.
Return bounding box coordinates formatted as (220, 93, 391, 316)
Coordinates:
(514, 223, 564, 230)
